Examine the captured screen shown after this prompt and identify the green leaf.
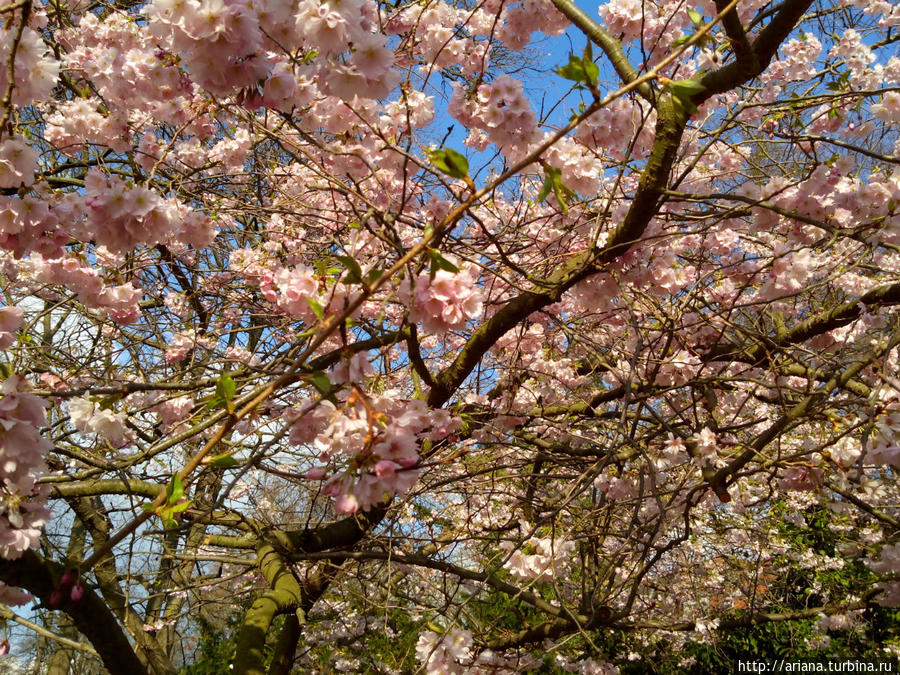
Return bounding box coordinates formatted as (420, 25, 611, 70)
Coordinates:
(336, 255, 363, 285)
(216, 371, 236, 404)
(553, 181, 571, 214)
(366, 268, 383, 284)
(672, 34, 692, 47)
(96, 394, 124, 411)
(305, 297, 324, 321)
(169, 499, 192, 514)
(429, 147, 469, 180)
(206, 370, 236, 413)
(687, 8, 703, 25)
(309, 371, 332, 396)
(428, 249, 460, 279)
(207, 451, 240, 468)
(535, 166, 575, 212)
(165, 474, 184, 506)
(536, 172, 554, 203)
(582, 47, 599, 87)
(665, 77, 706, 116)
(557, 53, 588, 84)
(669, 78, 706, 97)
(583, 59, 599, 87)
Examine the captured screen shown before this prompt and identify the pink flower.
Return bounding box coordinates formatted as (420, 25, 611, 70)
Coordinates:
(0, 137, 38, 188)
(0, 306, 24, 349)
(334, 492, 359, 515)
(409, 267, 483, 334)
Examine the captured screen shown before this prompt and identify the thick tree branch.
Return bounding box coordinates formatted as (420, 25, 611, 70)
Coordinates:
(701, 0, 814, 97)
(0, 551, 147, 675)
(550, 0, 653, 101)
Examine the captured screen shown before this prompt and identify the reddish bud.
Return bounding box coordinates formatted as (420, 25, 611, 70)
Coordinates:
(49, 588, 63, 608)
(59, 568, 78, 588)
(70, 581, 84, 603)
(0, 639, 9, 656)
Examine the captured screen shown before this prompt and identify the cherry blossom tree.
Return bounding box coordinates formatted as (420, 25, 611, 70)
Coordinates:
(0, 0, 898, 672)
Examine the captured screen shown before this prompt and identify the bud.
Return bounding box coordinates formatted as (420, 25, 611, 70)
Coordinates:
(0, 639, 9, 656)
(59, 568, 78, 588)
(70, 581, 84, 603)
(49, 588, 63, 608)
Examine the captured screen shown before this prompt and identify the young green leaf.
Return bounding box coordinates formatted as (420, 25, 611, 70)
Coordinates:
(428, 249, 460, 279)
(207, 453, 240, 468)
(168, 499, 192, 514)
(215, 371, 236, 404)
(535, 166, 575, 212)
(429, 148, 469, 180)
(664, 77, 706, 116)
(305, 296, 324, 321)
(687, 8, 703, 25)
(165, 474, 184, 506)
(557, 54, 588, 84)
(310, 371, 333, 396)
(336, 255, 363, 285)
(536, 171, 555, 204)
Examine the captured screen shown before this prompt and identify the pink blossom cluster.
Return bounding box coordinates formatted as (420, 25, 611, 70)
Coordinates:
(80, 170, 215, 253)
(386, 2, 483, 72)
(691, 428, 719, 468)
(0, 378, 52, 560)
(415, 626, 545, 673)
(575, 97, 654, 161)
(866, 543, 900, 607)
(597, 0, 669, 44)
(68, 396, 133, 448)
(45, 100, 132, 154)
(779, 465, 825, 491)
(449, 76, 539, 153)
(597, 0, 765, 62)
(866, 403, 900, 467)
(568, 273, 619, 315)
(507, 353, 586, 411)
(0, 306, 24, 350)
(744, 164, 900, 248)
(0, 136, 38, 189)
(408, 268, 484, 334)
(27, 255, 143, 325)
(415, 629, 473, 675)
(0, 22, 60, 107)
(61, 13, 191, 120)
(759, 247, 815, 300)
(594, 474, 635, 500)
(498, 0, 569, 50)
(145, 0, 279, 97)
(153, 396, 194, 433)
(543, 137, 607, 196)
(655, 349, 701, 387)
(165, 331, 198, 363)
(873, 91, 900, 125)
(763, 36, 822, 85)
(828, 29, 879, 89)
(841, 0, 900, 26)
(381, 91, 435, 133)
(224, 345, 260, 366)
(295, 392, 460, 514)
(144, 0, 395, 105)
(0, 195, 69, 259)
(501, 532, 576, 582)
(260, 266, 320, 321)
